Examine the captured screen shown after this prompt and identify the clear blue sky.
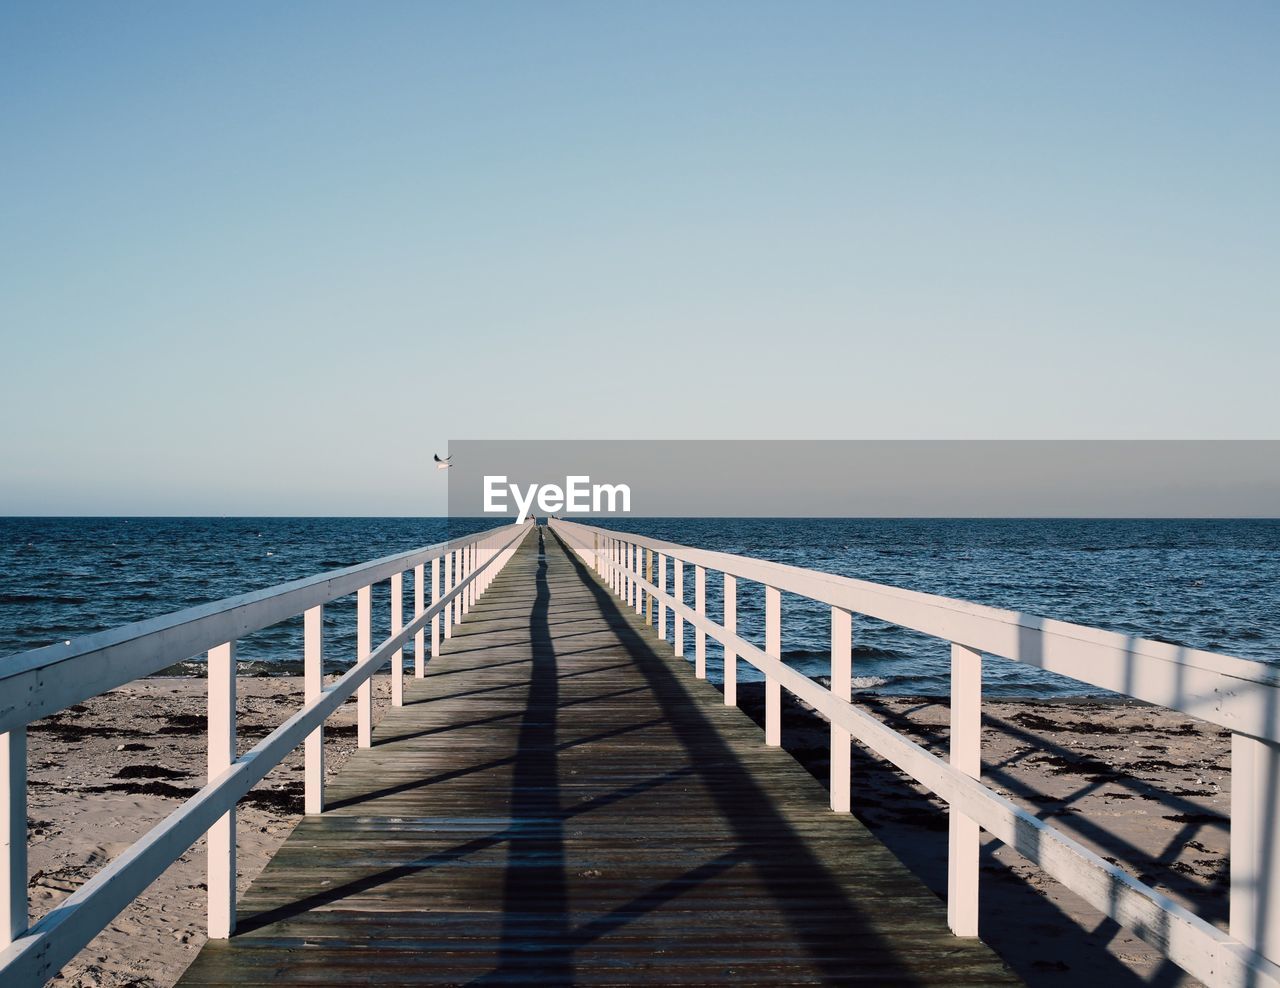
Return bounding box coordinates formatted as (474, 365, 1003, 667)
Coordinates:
(3, 2, 1277, 515)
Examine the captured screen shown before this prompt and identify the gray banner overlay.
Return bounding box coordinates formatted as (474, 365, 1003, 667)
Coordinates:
(446, 440, 1280, 519)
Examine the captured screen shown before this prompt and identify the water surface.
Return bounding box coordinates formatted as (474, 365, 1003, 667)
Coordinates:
(2, 517, 1276, 697)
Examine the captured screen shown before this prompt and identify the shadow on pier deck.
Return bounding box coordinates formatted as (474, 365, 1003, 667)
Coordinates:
(178, 528, 1018, 986)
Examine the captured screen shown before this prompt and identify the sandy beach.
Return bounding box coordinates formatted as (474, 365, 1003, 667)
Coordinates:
(736, 683, 1226, 988)
(27, 677, 391, 988)
(27, 677, 1223, 987)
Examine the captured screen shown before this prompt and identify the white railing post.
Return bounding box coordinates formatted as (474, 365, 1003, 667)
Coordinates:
(631, 543, 639, 611)
(948, 642, 982, 937)
(645, 549, 654, 624)
(634, 546, 644, 617)
(673, 558, 684, 657)
(646, 549, 652, 623)
(455, 548, 465, 623)
(658, 553, 667, 640)
(722, 573, 736, 704)
(765, 586, 781, 747)
(443, 552, 454, 640)
(695, 566, 707, 679)
(390, 572, 404, 707)
(357, 585, 372, 748)
(431, 556, 441, 656)
(1, 726, 27, 949)
(593, 532, 600, 573)
(304, 606, 324, 815)
(414, 563, 425, 678)
(830, 607, 852, 813)
(464, 544, 473, 614)
(455, 547, 465, 616)
(455, 548, 464, 619)
(207, 641, 236, 939)
(1231, 734, 1280, 964)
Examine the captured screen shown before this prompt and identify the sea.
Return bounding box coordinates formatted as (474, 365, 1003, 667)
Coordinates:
(1, 517, 1277, 698)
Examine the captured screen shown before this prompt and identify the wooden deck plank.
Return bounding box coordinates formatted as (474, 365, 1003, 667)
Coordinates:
(178, 527, 1019, 986)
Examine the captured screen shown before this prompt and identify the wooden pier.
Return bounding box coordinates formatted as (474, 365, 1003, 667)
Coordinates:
(8, 516, 1276, 987)
(177, 528, 1018, 986)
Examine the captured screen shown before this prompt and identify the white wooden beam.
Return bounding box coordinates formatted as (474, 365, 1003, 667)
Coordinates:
(206, 641, 236, 939)
(948, 642, 982, 937)
(390, 572, 404, 708)
(765, 586, 781, 747)
(357, 586, 372, 748)
(1232, 734, 1280, 964)
(303, 606, 324, 816)
(658, 553, 667, 640)
(722, 573, 735, 705)
(0, 728, 26, 949)
(413, 563, 425, 678)
(695, 567, 706, 680)
(673, 559, 685, 658)
(431, 556, 440, 658)
(830, 607, 852, 814)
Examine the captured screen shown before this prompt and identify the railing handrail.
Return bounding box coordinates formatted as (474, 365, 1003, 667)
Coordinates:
(550, 519, 1280, 741)
(550, 518, 1280, 988)
(0, 525, 518, 735)
(0, 520, 534, 985)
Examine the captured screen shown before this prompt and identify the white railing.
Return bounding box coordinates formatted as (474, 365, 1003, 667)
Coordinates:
(0, 521, 532, 985)
(550, 517, 1280, 988)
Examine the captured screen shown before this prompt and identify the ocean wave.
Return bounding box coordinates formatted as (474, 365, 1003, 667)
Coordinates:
(783, 645, 906, 661)
(0, 593, 91, 606)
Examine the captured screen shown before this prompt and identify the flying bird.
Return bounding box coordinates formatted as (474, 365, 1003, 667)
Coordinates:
(434, 454, 452, 470)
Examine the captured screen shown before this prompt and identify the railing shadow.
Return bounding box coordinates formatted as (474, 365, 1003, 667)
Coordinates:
(549, 531, 951, 985)
(853, 697, 1228, 913)
(480, 525, 574, 982)
(730, 684, 1171, 987)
